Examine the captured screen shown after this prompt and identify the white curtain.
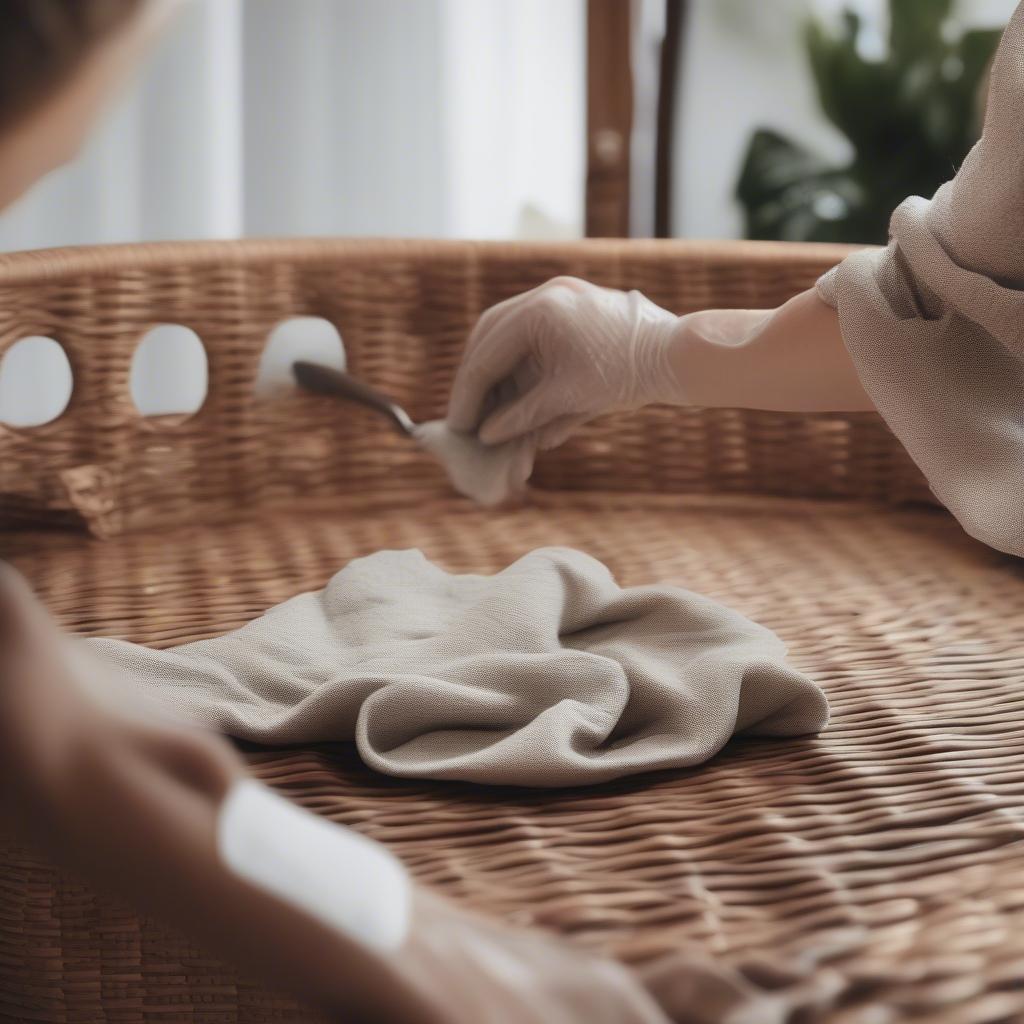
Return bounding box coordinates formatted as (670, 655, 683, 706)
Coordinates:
(0, 0, 585, 252)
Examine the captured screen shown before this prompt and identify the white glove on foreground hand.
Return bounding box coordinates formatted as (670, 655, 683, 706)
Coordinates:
(447, 276, 684, 449)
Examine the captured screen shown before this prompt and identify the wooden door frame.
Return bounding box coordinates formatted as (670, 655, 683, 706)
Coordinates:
(585, 0, 634, 237)
(585, 0, 687, 238)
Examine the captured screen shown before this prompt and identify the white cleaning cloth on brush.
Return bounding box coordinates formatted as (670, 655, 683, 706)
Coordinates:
(414, 421, 534, 506)
(90, 547, 828, 788)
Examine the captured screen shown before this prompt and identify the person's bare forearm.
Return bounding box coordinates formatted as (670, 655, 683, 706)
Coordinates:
(445, 279, 873, 462)
(665, 288, 874, 413)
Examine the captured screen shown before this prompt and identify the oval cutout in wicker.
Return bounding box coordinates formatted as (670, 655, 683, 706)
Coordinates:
(130, 324, 209, 421)
(0, 335, 73, 429)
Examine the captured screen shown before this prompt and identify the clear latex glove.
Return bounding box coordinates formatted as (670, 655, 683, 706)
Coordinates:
(387, 888, 671, 1024)
(447, 276, 682, 449)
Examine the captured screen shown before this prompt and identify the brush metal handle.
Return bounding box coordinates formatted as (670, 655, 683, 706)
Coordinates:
(292, 361, 416, 437)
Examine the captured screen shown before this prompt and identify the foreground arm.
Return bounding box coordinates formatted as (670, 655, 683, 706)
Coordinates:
(0, 566, 668, 1024)
(450, 3, 1024, 555)
(669, 288, 872, 413)
(447, 277, 872, 452)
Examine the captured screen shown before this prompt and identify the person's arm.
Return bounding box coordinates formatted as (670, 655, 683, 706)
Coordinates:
(446, 276, 872, 452)
(0, 565, 426, 1023)
(0, 566, 668, 1024)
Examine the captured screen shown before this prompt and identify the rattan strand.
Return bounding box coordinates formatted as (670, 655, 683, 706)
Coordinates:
(1, 239, 1012, 1023)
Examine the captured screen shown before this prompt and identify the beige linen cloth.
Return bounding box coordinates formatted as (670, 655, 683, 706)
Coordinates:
(90, 548, 827, 787)
(818, 1, 1024, 556)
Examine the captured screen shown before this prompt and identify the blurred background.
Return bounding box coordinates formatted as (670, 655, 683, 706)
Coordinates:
(0, 0, 1016, 427)
(0, 0, 1015, 251)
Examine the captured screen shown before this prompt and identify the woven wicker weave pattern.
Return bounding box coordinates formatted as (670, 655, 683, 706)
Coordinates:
(6, 494, 1024, 1022)
(6, 239, 1013, 1024)
(0, 238, 929, 536)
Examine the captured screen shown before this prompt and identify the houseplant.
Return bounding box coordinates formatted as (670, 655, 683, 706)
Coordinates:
(736, 0, 1002, 244)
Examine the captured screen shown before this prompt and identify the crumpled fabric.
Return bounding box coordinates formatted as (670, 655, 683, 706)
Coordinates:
(817, 1, 1024, 555)
(89, 547, 827, 788)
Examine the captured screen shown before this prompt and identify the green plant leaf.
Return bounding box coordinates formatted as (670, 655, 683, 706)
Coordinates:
(806, 16, 905, 152)
(737, 130, 830, 200)
(736, 0, 1005, 244)
(957, 28, 1004, 134)
(736, 131, 875, 242)
(889, 0, 953, 62)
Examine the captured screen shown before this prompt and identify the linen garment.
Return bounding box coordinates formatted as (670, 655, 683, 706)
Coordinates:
(817, 1, 1024, 555)
(90, 548, 828, 787)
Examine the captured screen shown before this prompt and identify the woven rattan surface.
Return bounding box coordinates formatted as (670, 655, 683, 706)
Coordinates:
(0, 238, 930, 538)
(5, 493, 1024, 1023)
(1, 239, 1018, 1022)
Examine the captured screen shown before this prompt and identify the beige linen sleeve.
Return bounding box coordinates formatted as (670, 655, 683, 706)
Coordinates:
(818, 2, 1024, 555)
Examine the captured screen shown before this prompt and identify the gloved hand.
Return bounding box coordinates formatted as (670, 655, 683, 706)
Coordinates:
(447, 276, 684, 449)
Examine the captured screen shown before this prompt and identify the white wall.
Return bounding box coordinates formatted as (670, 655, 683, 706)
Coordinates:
(440, 0, 585, 239)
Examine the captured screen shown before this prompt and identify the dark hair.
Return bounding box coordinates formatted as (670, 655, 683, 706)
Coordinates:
(0, 0, 143, 130)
